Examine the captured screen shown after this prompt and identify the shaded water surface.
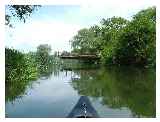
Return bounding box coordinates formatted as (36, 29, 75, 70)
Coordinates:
(6, 64, 155, 118)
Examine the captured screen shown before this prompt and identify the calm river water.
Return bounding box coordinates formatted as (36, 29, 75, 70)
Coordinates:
(6, 65, 156, 118)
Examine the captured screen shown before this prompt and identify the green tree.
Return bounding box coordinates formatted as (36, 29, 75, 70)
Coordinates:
(5, 5, 40, 27)
(71, 25, 103, 55)
(100, 17, 128, 64)
(71, 7, 156, 67)
(115, 7, 156, 66)
(36, 44, 54, 76)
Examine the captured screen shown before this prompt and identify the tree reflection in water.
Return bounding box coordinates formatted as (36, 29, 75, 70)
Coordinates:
(69, 66, 155, 117)
(6, 62, 60, 102)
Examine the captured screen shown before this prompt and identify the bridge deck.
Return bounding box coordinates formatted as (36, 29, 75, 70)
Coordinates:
(60, 55, 100, 60)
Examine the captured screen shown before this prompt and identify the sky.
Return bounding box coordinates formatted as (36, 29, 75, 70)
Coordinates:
(5, 0, 156, 53)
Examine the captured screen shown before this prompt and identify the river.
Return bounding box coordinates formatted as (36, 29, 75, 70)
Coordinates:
(5, 63, 156, 118)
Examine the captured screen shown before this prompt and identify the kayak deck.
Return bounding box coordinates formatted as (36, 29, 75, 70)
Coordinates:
(67, 96, 99, 118)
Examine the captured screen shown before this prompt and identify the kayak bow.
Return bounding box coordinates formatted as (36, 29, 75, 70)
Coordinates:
(67, 96, 99, 118)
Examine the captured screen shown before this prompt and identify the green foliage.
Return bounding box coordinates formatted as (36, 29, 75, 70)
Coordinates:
(115, 7, 156, 66)
(5, 48, 25, 83)
(5, 48, 38, 83)
(71, 26, 103, 55)
(36, 44, 51, 65)
(5, 5, 40, 27)
(9, 5, 39, 21)
(71, 7, 156, 67)
(5, 48, 38, 101)
(5, 44, 56, 101)
(100, 17, 128, 64)
(36, 44, 54, 76)
(24, 53, 39, 80)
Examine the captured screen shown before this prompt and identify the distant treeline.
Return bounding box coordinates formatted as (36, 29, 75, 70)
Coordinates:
(5, 44, 55, 101)
(71, 7, 156, 67)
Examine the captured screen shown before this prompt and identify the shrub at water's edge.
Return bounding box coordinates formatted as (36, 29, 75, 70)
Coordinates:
(5, 45, 56, 101)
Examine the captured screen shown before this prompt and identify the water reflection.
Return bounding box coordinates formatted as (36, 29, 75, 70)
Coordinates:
(6, 62, 155, 117)
(6, 63, 60, 102)
(69, 66, 156, 117)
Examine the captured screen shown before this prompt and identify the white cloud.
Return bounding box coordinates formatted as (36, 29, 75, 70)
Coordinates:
(5, 1, 156, 53)
(64, 0, 156, 27)
(80, 0, 155, 20)
(6, 20, 81, 53)
(82, 0, 156, 7)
